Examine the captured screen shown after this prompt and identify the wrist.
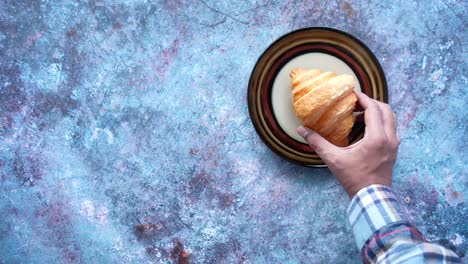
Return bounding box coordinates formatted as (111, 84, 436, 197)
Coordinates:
(345, 179, 392, 199)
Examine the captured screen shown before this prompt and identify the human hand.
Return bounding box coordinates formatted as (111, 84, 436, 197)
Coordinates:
(297, 91, 399, 198)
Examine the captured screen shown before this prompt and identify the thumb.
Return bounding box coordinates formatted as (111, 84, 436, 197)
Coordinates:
(297, 126, 337, 159)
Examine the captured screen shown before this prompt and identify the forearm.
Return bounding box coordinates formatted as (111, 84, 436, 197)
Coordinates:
(348, 185, 460, 263)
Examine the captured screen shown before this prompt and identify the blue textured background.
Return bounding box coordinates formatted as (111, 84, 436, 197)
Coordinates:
(0, 0, 467, 263)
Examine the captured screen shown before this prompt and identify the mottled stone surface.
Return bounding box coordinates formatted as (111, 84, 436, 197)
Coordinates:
(0, 0, 466, 263)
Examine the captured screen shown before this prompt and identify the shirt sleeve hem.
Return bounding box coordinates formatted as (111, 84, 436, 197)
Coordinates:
(347, 184, 412, 249)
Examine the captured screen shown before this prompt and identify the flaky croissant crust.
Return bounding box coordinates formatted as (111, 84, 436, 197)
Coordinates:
(290, 68, 357, 147)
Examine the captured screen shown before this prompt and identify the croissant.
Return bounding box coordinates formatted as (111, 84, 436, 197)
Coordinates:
(290, 68, 357, 147)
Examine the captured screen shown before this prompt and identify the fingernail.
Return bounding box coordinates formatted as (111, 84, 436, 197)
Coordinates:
(297, 126, 310, 137)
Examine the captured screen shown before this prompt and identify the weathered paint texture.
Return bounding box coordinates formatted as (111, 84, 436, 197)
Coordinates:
(0, 0, 466, 263)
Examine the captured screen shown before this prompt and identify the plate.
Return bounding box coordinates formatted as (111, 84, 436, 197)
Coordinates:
(248, 27, 388, 167)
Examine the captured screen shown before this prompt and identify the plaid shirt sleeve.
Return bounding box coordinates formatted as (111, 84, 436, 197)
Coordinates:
(347, 184, 461, 263)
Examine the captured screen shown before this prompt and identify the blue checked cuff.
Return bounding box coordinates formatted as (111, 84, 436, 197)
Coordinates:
(347, 184, 411, 250)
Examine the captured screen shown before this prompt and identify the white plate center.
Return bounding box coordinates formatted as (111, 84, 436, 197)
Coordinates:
(271, 52, 362, 143)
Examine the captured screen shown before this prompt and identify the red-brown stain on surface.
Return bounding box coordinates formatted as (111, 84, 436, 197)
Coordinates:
(135, 223, 163, 233)
(155, 39, 180, 80)
(66, 28, 77, 38)
(112, 22, 123, 30)
(170, 240, 190, 264)
(165, 0, 182, 12)
(26, 31, 43, 46)
(189, 148, 199, 156)
(342, 2, 357, 17)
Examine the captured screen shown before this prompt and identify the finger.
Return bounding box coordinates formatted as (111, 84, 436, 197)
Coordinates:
(376, 101, 395, 129)
(354, 91, 384, 137)
(377, 102, 396, 137)
(393, 113, 400, 141)
(297, 126, 338, 161)
(376, 102, 398, 143)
